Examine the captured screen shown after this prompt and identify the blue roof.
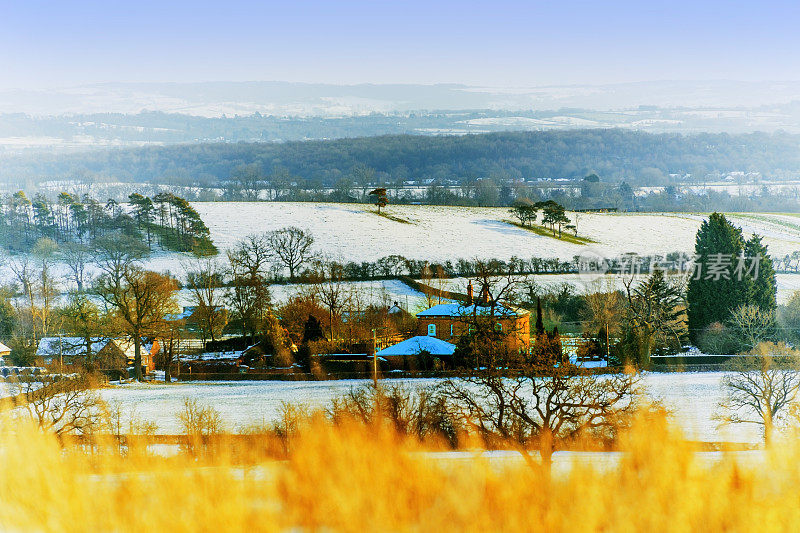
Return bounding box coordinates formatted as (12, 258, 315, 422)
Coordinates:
(416, 302, 524, 318)
(376, 336, 456, 357)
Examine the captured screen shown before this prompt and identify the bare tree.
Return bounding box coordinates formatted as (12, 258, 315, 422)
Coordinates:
(157, 319, 185, 383)
(94, 235, 149, 284)
(717, 347, 800, 444)
(9, 255, 37, 341)
(729, 304, 775, 351)
(8, 374, 105, 435)
(95, 266, 179, 381)
(226, 243, 271, 338)
(419, 264, 449, 307)
(441, 362, 641, 471)
(61, 242, 91, 292)
(581, 278, 624, 339)
(450, 261, 529, 369)
(184, 257, 228, 344)
(228, 233, 271, 280)
(178, 397, 224, 455)
(622, 270, 687, 367)
(32, 238, 59, 339)
(228, 163, 264, 201)
(8, 239, 61, 343)
(313, 261, 352, 341)
(266, 226, 315, 281)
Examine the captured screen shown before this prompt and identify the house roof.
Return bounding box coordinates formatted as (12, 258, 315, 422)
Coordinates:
(0, 342, 11, 354)
(376, 336, 456, 357)
(37, 337, 109, 357)
(36, 337, 153, 360)
(416, 302, 526, 318)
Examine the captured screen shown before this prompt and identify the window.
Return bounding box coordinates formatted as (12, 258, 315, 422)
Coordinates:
(427, 324, 436, 336)
(450, 324, 454, 337)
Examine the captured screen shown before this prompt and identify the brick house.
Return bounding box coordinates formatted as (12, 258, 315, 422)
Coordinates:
(416, 283, 530, 353)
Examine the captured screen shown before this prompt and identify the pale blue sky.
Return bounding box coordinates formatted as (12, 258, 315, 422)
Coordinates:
(1, 0, 799, 88)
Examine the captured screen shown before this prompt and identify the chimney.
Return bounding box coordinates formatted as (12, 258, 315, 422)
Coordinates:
(466, 281, 474, 304)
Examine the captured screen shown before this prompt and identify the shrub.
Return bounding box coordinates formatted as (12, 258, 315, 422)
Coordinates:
(697, 322, 739, 354)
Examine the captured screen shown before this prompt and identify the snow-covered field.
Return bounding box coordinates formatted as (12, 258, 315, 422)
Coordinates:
(88, 372, 759, 443)
(4, 203, 800, 288)
(192, 203, 707, 263)
(189, 203, 800, 264)
(118, 203, 800, 284)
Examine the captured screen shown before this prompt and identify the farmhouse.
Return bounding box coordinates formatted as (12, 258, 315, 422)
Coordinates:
(415, 282, 530, 353)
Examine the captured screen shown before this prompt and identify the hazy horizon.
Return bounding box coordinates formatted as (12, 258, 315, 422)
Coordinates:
(3, 0, 800, 90)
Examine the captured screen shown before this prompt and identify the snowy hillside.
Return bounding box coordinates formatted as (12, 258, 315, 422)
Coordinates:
(192, 202, 800, 262)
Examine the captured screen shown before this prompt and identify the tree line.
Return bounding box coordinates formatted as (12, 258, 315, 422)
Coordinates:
(6, 129, 800, 190)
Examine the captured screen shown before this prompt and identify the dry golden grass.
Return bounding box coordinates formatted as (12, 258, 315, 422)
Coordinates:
(2, 410, 800, 532)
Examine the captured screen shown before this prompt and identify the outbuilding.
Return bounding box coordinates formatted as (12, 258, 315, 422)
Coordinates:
(377, 335, 456, 357)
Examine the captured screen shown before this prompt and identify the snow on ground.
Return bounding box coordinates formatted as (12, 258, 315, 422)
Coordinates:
(187, 203, 800, 264)
(0, 371, 766, 443)
(3, 204, 800, 287)
(94, 373, 760, 442)
(173, 278, 429, 312)
(191, 203, 708, 264)
(180, 203, 800, 281)
(424, 273, 800, 305)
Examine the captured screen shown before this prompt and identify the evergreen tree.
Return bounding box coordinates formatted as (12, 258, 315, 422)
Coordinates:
(626, 269, 688, 366)
(687, 213, 746, 342)
(302, 314, 325, 343)
(535, 297, 545, 335)
(743, 234, 777, 313)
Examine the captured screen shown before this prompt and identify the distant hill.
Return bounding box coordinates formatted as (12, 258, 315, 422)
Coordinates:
(3, 129, 800, 188)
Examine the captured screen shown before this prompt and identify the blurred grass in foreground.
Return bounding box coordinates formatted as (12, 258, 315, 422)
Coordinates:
(1, 410, 798, 532)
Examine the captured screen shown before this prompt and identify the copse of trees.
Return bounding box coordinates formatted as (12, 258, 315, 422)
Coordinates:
(0, 190, 216, 256)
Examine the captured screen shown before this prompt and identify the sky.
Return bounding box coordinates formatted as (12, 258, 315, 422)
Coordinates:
(1, 0, 800, 89)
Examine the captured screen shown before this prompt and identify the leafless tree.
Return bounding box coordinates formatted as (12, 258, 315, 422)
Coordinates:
(8, 240, 61, 343)
(228, 233, 271, 280)
(622, 269, 687, 366)
(717, 349, 800, 444)
(8, 374, 105, 436)
(95, 266, 179, 381)
(313, 260, 352, 340)
(226, 245, 271, 338)
(266, 226, 315, 281)
(581, 279, 624, 338)
(9, 255, 37, 340)
(178, 398, 224, 455)
(228, 163, 264, 200)
(32, 238, 59, 339)
(441, 362, 641, 471)
(61, 242, 91, 292)
(93, 235, 149, 281)
(184, 256, 228, 344)
(420, 264, 449, 307)
(157, 319, 185, 383)
(728, 304, 775, 351)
